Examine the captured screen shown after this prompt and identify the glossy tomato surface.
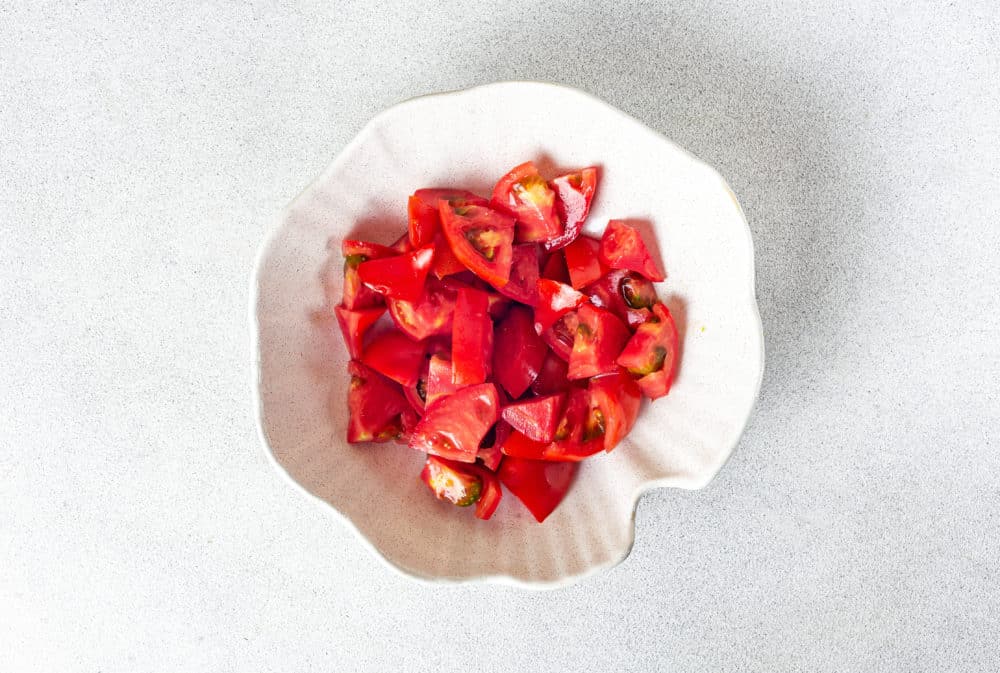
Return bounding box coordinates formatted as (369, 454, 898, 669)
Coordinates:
(544, 167, 598, 251)
(498, 457, 577, 523)
(491, 161, 561, 244)
(439, 200, 515, 287)
(408, 383, 500, 463)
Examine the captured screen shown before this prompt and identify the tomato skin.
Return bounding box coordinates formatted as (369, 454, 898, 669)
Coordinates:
(534, 279, 586, 334)
(497, 457, 578, 522)
(409, 383, 500, 463)
(334, 304, 385, 359)
(386, 277, 458, 341)
(499, 430, 549, 459)
(540, 250, 570, 284)
(358, 245, 435, 302)
(477, 420, 508, 471)
(491, 161, 562, 244)
(420, 456, 502, 518)
(541, 311, 579, 362)
(599, 220, 665, 281)
(568, 304, 631, 380)
(545, 386, 605, 461)
(588, 370, 642, 452)
(544, 167, 598, 251)
(452, 287, 493, 386)
(346, 360, 410, 443)
(616, 302, 679, 399)
(492, 305, 547, 398)
(408, 189, 487, 248)
(342, 239, 397, 260)
(501, 393, 565, 443)
(585, 269, 659, 326)
(431, 234, 468, 278)
(493, 244, 540, 306)
(531, 349, 570, 396)
(341, 241, 394, 310)
(563, 235, 606, 289)
(361, 329, 427, 387)
(425, 354, 459, 406)
(439, 201, 516, 287)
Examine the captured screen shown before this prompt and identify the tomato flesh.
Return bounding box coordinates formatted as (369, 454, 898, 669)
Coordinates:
(540, 250, 570, 284)
(531, 349, 570, 396)
(534, 279, 586, 334)
(341, 243, 391, 310)
(358, 245, 435, 302)
(420, 456, 501, 519)
(568, 304, 631, 380)
(546, 386, 605, 461)
(361, 329, 426, 387)
(347, 360, 410, 443)
(493, 244, 540, 306)
(588, 370, 642, 452)
(498, 457, 577, 523)
(492, 305, 547, 398)
(491, 161, 562, 244)
(439, 200, 515, 287)
(477, 420, 508, 472)
(335, 304, 385, 360)
(452, 287, 493, 385)
(563, 235, 606, 289)
(425, 354, 459, 406)
(585, 269, 659, 326)
(541, 311, 579, 362)
(408, 189, 486, 248)
(386, 276, 457, 341)
(409, 383, 500, 463)
(501, 393, 565, 443)
(599, 220, 665, 281)
(544, 167, 598, 251)
(616, 302, 679, 399)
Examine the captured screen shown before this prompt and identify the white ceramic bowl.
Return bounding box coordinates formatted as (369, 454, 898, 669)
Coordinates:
(252, 82, 763, 588)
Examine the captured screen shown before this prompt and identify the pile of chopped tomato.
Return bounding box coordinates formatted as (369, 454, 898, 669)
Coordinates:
(332, 161, 678, 523)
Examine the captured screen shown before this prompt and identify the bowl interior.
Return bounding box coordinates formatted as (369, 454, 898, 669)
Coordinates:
(253, 83, 762, 585)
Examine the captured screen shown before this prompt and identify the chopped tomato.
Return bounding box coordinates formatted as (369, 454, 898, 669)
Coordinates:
(540, 250, 570, 284)
(386, 276, 457, 341)
(439, 200, 515, 287)
(534, 279, 586, 334)
(498, 457, 577, 522)
(585, 269, 659, 326)
(477, 421, 508, 471)
(498, 430, 548, 459)
(361, 329, 426, 387)
(390, 233, 412, 253)
(616, 302, 679, 399)
(408, 189, 486, 248)
(531, 349, 570, 396)
(335, 304, 385, 359)
(420, 456, 502, 519)
(346, 360, 410, 443)
(431, 234, 468, 278)
(541, 311, 579, 362)
(409, 383, 500, 463)
(501, 393, 565, 443)
(599, 220, 664, 281)
(494, 244, 540, 305)
(563, 235, 606, 289)
(588, 370, 642, 452)
(342, 239, 397, 260)
(425, 354, 459, 406)
(491, 161, 561, 243)
(452, 287, 493, 385)
(341, 241, 393, 310)
(492, 305, 546, 398)
(546, 386, 605, 460)
(358, 245, 435, 302)
(544, 167, 598, 251)
(568, 304, 630, 380)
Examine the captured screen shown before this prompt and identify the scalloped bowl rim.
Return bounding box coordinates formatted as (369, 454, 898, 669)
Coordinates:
(249, 81, 765, 590)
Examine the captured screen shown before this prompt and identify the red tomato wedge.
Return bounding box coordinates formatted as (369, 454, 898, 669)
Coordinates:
(477, 420, 509, 471)
(568, 304, 631, 380)
(531, 350, 570, 396)
(544, 167, 598, 251)
(616, 302, 680, 399)
(493, 244, 540, 305)
(498, 457, 577, 523)
(534, 279, 586, 334)
(425, 354, 459, 406)
(492, 305, 547, 398)
(452, 287, 493, 385)
(408, 189, 486, 248)
(420, 456, 503, 520)
(386, 276, 457, 341)
(491, 161, 562, 244)
(358, 245, 435, 302)
(585, 269, 659, 326)
(341, 241, 393, 310)
(335, 304, 385, 359)
(542, 311, 579, 362)
(499, 430, 549, 459)
(501, 393, 565, 443)
(361, 329, 426, 387)
(409, 383, 500, 463)
(563, 235, 606, 289)
(431, 234, 468, 278)
(540, 250, 570, 284)
(390, 233, 413, 253)
(588, 370, 642, 452)
(599, 220, 665, 281)
(546, 386, 605, 461)
(346, 360, 410, 443)
(342, 239, 397, 260)
(439, 200, 515, 287)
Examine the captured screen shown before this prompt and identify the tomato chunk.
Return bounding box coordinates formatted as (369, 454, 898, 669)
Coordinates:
(599, 220, 665, 281)
(501, 393, 565, 443)
(544, 167, 598, 251)
(540, 250, 570, 284)
(425, 354, 459, 406)
(588, 370, 642, 452)
(341, 241, 393, 310)
(431, 234, 468, 278)
(563, 235, 606, 289)
(386, 276, 457, 341)
(499, 430, 549, 459)
(452, 287, 493, 385)
(534, 279, 586, 334)
(531, 349, 570, 396)
(546, 386, 605, 461)
(616, 302, 679, 399)
(477, 420, 509, 471)
(334, 304, 385, 359)
(420, 456, 502, 519)
(541, 311, 579, 362)
(358, 245, 435, 302)
(439, 200, 515, 287)
(346, 360, 410, 443)
(492, 305, 547, 398)
(409, 383, 500, 463)
(498, 457, 577, 523)
(491, 161, 561, 244)
(408, 189, 486, 248)
(568, 304, 631, 380)
(493, 244, 540, 306)
(361, 329, 426, 387)
(585, 269, 659, 326)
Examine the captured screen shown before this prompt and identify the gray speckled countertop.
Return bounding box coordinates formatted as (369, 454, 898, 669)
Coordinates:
(2, 2, 999, 671)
